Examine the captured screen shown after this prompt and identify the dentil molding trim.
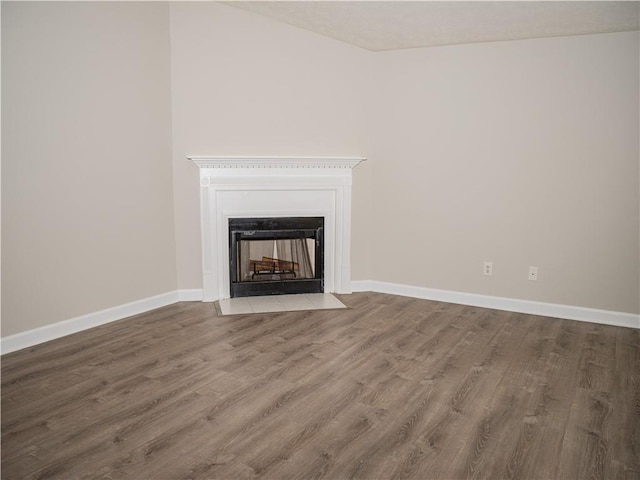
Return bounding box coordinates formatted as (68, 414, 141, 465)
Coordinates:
(188, 156, 365, 169)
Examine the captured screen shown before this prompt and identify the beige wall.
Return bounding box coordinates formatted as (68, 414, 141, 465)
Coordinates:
(2, 2, 638, 341)
(169, 2, 373, 289)
(370, 32, 639, 313)
(170, 3, 638, 314)
(1, 2, 177, 336)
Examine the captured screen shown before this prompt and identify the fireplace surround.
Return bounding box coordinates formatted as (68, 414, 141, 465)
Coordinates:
(190, 156, 365, 301)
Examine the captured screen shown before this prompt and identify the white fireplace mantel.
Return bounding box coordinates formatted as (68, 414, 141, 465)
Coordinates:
(189, 156, 366, 301)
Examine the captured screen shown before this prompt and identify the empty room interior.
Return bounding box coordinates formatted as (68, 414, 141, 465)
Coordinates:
(2, 1, 639, 479)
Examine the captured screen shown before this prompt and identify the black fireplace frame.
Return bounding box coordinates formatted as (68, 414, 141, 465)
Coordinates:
(229, 217, 324, 298)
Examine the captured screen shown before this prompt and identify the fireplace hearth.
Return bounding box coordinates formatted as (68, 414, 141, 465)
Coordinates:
(229, 217, 324, 298)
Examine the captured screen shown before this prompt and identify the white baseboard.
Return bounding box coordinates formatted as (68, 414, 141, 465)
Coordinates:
(351, 280, 639, 330)
(1, 289, 203, 355)
(3, 282, 636, 356)
(177, 289, 204, 302)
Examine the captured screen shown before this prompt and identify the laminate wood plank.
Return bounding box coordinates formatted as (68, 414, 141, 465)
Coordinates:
(2, 293, 639, 480)
(372, 314, 557, 479)
(578, 324, 620, 391)
(1, 302, 204, 378)
(220, 324, 430, 471)
(286, 310, 531, 480)
(557, 389, 613, 480)
(384, 317, 534, 479)
(449, 317, 577, 479)
(222, 382, 374, 477)
(232, 378, 370, 477)
(448, 316, 564, 479)
(99, 383, 294, 480)
(5, 365, 223, 476)
(117, 371, 348, 480)
(32, 371, 294, 480)
(458, 391, 531, 480)
(261, 401, 390, 480)
(1, 306, 213, 422)
(609, 328, 640, 478)
(518, 321, 586, 480)
(555, 322, 629, 480)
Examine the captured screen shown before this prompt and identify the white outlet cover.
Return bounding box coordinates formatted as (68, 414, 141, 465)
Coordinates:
(484, 261, 493, 276)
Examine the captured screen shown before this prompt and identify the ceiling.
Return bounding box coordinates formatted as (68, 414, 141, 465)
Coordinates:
(225, 1, 640, 51)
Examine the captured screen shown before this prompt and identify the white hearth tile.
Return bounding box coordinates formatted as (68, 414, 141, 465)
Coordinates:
(246, 296, 281, 306)
(217, 293, 346, 316)
(281, 295, 316, 309)
(218, 298, 253, 315)
(248, 300, 286, 313)
(307, 293, 348, 309)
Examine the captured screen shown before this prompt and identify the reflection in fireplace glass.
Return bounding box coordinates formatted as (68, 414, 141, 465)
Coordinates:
(229, 217, 324, 298)
(239, 238, 315, 282)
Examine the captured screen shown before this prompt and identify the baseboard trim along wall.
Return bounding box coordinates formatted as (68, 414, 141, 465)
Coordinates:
(3, 282, 638, 355)
(0, 289, 204, 355)
(351, 280, 640, 330)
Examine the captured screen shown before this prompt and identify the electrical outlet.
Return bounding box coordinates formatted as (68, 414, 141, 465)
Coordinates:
(484, 261, 493, 276)
(528, 266, 538, 281)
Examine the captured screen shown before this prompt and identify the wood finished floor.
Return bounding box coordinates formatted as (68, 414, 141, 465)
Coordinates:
(2, 292, 639, 480)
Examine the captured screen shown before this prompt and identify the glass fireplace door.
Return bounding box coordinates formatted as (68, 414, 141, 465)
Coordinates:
(229, 217, 324, 298)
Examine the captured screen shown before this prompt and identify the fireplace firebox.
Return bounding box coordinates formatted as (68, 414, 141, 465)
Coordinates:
(229, 217, 324, 298)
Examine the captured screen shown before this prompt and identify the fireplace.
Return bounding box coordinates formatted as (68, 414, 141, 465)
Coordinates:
(229, 217, 324, 297)
(189, 156, 365, 301)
